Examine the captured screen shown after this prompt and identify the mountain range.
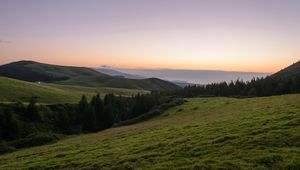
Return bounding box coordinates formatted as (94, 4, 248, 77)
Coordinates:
(104, 68, 270, 85)
(96, 68, 192, 87)
(0, 61, 180, 91)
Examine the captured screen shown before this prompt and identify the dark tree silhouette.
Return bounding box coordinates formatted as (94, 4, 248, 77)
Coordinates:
(90, 94, 104, 130)
(26, 98, 42, 121)
(78, 95, 97, 131)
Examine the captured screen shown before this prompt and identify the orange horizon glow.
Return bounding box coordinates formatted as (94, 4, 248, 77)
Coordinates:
(1, 1, 300, 74)
(0, 53, 296, 74)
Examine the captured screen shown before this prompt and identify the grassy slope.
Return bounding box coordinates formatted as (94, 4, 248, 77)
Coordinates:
(0, 94, 300, 169)
(271, 60, 300, 79)
(0, 76, 148, 104)
(0, 61, 180, 91)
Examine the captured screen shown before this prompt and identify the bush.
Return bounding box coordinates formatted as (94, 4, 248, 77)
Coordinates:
(114, 98, 184, 127)
(11, 133, 63, 149)
(0, 142, 16, 154)
(26, 99, 43, 122)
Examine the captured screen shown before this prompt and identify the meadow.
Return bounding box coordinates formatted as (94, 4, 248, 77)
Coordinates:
(0, 94, 299, 169)
(0, 76, 148, 104)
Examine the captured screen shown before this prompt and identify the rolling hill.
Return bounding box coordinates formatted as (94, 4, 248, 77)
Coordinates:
(96, 68, 145, 79)
(0, 61, 180, 91)
(271, 60, 300, 79)
(0, 94, 299, 169)
(116, 68, 269, 84)
(0, 76, 148, 103)
(96, 68, 193, 87)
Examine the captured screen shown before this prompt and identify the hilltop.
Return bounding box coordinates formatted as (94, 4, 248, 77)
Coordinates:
(96, 68, 145, 79)
(271, 60, 300, 79)
(0, 94, 299, 169)
(0, 61, 180, 91)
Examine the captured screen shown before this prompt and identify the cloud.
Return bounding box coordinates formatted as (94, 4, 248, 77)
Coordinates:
(0, 40, 11, 44)
(101, 65, 112, 68)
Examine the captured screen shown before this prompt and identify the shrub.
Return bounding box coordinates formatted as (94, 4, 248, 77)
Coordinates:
(11, 133, 63, 149)
(0, 142, 16, 154)
(26, 98, 42, 122)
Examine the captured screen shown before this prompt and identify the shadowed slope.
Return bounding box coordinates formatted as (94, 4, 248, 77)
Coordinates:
(271, 60, 300, 79)
(0, 61, 180, 91)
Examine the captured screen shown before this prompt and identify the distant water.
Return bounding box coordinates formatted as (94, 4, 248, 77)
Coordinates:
(117, 69, 270, 84)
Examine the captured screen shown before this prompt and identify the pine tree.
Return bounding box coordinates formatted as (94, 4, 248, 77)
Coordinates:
(27, 97, 42, 121)
(103, 94, 115, 129)
(90, 94, 104, 130)
(0, 109, 4, 141)
(1, 109, 19, 140)
(57, 109, 72, 134)
(78, 95, 97, 132)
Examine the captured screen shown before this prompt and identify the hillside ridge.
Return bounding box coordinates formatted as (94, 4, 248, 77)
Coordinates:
(0, 76, 148, 103)
(0, 60, 180, 91)
(271, 60, 300, 78)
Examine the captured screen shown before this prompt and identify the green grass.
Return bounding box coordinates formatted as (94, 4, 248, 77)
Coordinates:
(0, 94, 300, 169)
(0, 61, 180, 91)
(0, 76, 148, 104)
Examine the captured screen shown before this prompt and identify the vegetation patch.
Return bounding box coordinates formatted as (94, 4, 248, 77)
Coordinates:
(0, 94, 299, 169)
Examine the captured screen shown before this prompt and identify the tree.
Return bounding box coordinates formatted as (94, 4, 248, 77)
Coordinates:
(56, 108, 72, 134)
(78, 95, 97, 132)
(103, 94, 115, 129)
(248, 87, 258, 97)
(0, 108, 19, 141)
(0, 109, 4, 141)
(90, 94, 104, 130)
(26, 98, 42, 121)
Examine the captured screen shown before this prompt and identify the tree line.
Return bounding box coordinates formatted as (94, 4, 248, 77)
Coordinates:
(0, 92, 182, 153)
(174, 76, 300, 98)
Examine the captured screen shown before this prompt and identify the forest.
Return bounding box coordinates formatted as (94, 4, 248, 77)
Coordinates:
(175, 75, 300, 97)
(0, 93, 183, 153)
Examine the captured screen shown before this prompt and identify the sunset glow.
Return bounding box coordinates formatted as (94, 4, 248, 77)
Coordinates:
(1, 0, 299, 73)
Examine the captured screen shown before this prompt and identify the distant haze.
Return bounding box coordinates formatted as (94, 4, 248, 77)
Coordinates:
(1, 0, 300, 72)
(116, 69, 269, 84)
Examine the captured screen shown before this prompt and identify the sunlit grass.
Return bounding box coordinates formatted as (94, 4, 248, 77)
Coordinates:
(0, 94, 299, 169)
(0, 76, 148, 104)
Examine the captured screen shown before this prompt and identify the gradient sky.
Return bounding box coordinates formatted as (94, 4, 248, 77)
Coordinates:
(0, 0, 299, 72)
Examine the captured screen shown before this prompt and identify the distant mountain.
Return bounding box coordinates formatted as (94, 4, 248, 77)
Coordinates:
(0, 61, 180, 91)
(271, 60, 300, 79)
(117, 68, 270, 84)
(96, 68, 145, 79)
(170, 80, 194, 88)
(96, 68, 192, 87)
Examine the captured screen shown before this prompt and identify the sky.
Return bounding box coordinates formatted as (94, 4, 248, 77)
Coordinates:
(0, 0, 299, 73)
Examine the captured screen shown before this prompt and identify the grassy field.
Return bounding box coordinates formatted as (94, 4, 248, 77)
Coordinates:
(0, 94, 299, 169)
(0, 76, 148, 104)
(0, 61, 180, 91)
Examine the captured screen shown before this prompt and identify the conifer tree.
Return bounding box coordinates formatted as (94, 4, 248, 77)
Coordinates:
(27, 97, 42, 121)
(78, 95, 97, 131)
(90, 94, 104, 130)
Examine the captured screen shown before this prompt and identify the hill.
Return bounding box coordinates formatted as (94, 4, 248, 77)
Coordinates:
(0, 61, 180, 91)
(96, 68, 145, 79)
(117, 68, 269, 84)
(0, 94, 299, 169)
(177, 60, 300, 97)
(271, 60, 300, 79)
(0, 76, 148, 103)
(97, 68, 193, 87)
